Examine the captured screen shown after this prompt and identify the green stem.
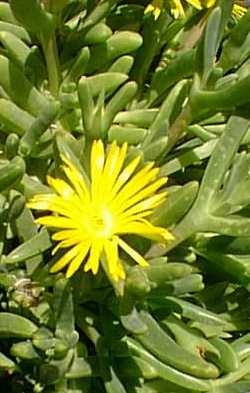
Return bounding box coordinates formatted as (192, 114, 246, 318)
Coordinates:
(165, 104, 192, 155)
(206, 215, 250, 237)
(197, 116, 249, 205)
(41, 33, 60, 97)
(211, 357, 250, 387)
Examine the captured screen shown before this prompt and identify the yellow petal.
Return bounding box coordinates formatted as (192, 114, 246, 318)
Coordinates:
(27, 197, 49, 211)
(28, 194, 81, 218)
(35, 216, 76, 229)
(232, 4, 247, 19)
(91, 140, 105, 200)
(118, 219, 174, 242)
(47, 176, 75, 200)
(52, 230, 87, 255)
(116, 260, 126, 280)
(66, 242, 90, 278)
(111, 155, 141, 197)
(185, 0, 202, 10)
(51, 242, 63, 256)
(118, 238, 148, 267)
(204, 0, 217, 7)
(102, 142, 128, 193)
(113, 165, 159, 209)
(116, 177, 167, 214)
(145, 0, 163, 19)
(145, 3, 155, 14)
(61, 157, 90, 202)
(103, 237, 122, 279)
(116, 211, 154, 229)
(51, 235, 84, 255)
(120, 193, 167, 219)
(84, 241, 102, 274)
(170, 0, 185, 18)
(52, 229, 82, 241)
(50, 244, 82, 273)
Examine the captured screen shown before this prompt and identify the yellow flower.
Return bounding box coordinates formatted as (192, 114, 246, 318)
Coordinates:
(145, 0, 215, 19)
(145, 0, 246, 19)
(145, 0, 162, 19)
(232, 3, 247, 19)
(27, 140, 173, 281)
(169, 0, 216, 18)
(169, 0, 185, 18)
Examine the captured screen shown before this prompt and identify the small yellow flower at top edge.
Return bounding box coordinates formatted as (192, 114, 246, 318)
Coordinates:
(27, 140, 174, 282)
(145, 0, 246, 19)
(144, 0, 214, 20)
(232, 3, 247, 19)
(145, 0, 163, 19)
(145, 0, 185, 19)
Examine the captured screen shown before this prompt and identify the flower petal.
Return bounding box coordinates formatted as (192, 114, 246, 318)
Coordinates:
(103, 237, 124, 280)
(170, 0, 185, 18)
(112, 165, 159, 210)
(52, 229, 83, 241)
(51, 234, 85, 255)
(232, 4, 247, 19)
(145, 0, 162, 19)
(111, 155, 141, 198)
(84, 241, 102, 274)
(47, 176, 75, 200)
(35, 216, 77, 229)
(118, 238, 148, 267)
(118, 220, 174, 242)
(102, 142, 127, 194)
(50, 243, 83, 273)
(91, 140, 105, 201)
(61, 155, 90, 202)
(116, 177, 167, 214)
(120, 193, 167, 219)
(204, 0, 217, 7)
(185, 0, 202, 10)
(66, 242, 91, 278)
(28, 194, 82, 218)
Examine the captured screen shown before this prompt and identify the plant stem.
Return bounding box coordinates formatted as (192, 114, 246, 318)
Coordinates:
(165, 104, 192, 155)
(212, 357, 250, 387)
(41, 33, 61, 97)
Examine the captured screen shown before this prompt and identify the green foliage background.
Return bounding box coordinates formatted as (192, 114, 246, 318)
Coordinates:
(1, 0, 250, 392)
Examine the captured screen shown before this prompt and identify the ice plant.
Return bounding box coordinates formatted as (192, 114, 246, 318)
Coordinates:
(145, 0, 246, 19)
(145, 0, 216, 19)
(27, 140, 173, 281)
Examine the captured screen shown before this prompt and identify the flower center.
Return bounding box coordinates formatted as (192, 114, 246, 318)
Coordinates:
(89, 206, 113, 239)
